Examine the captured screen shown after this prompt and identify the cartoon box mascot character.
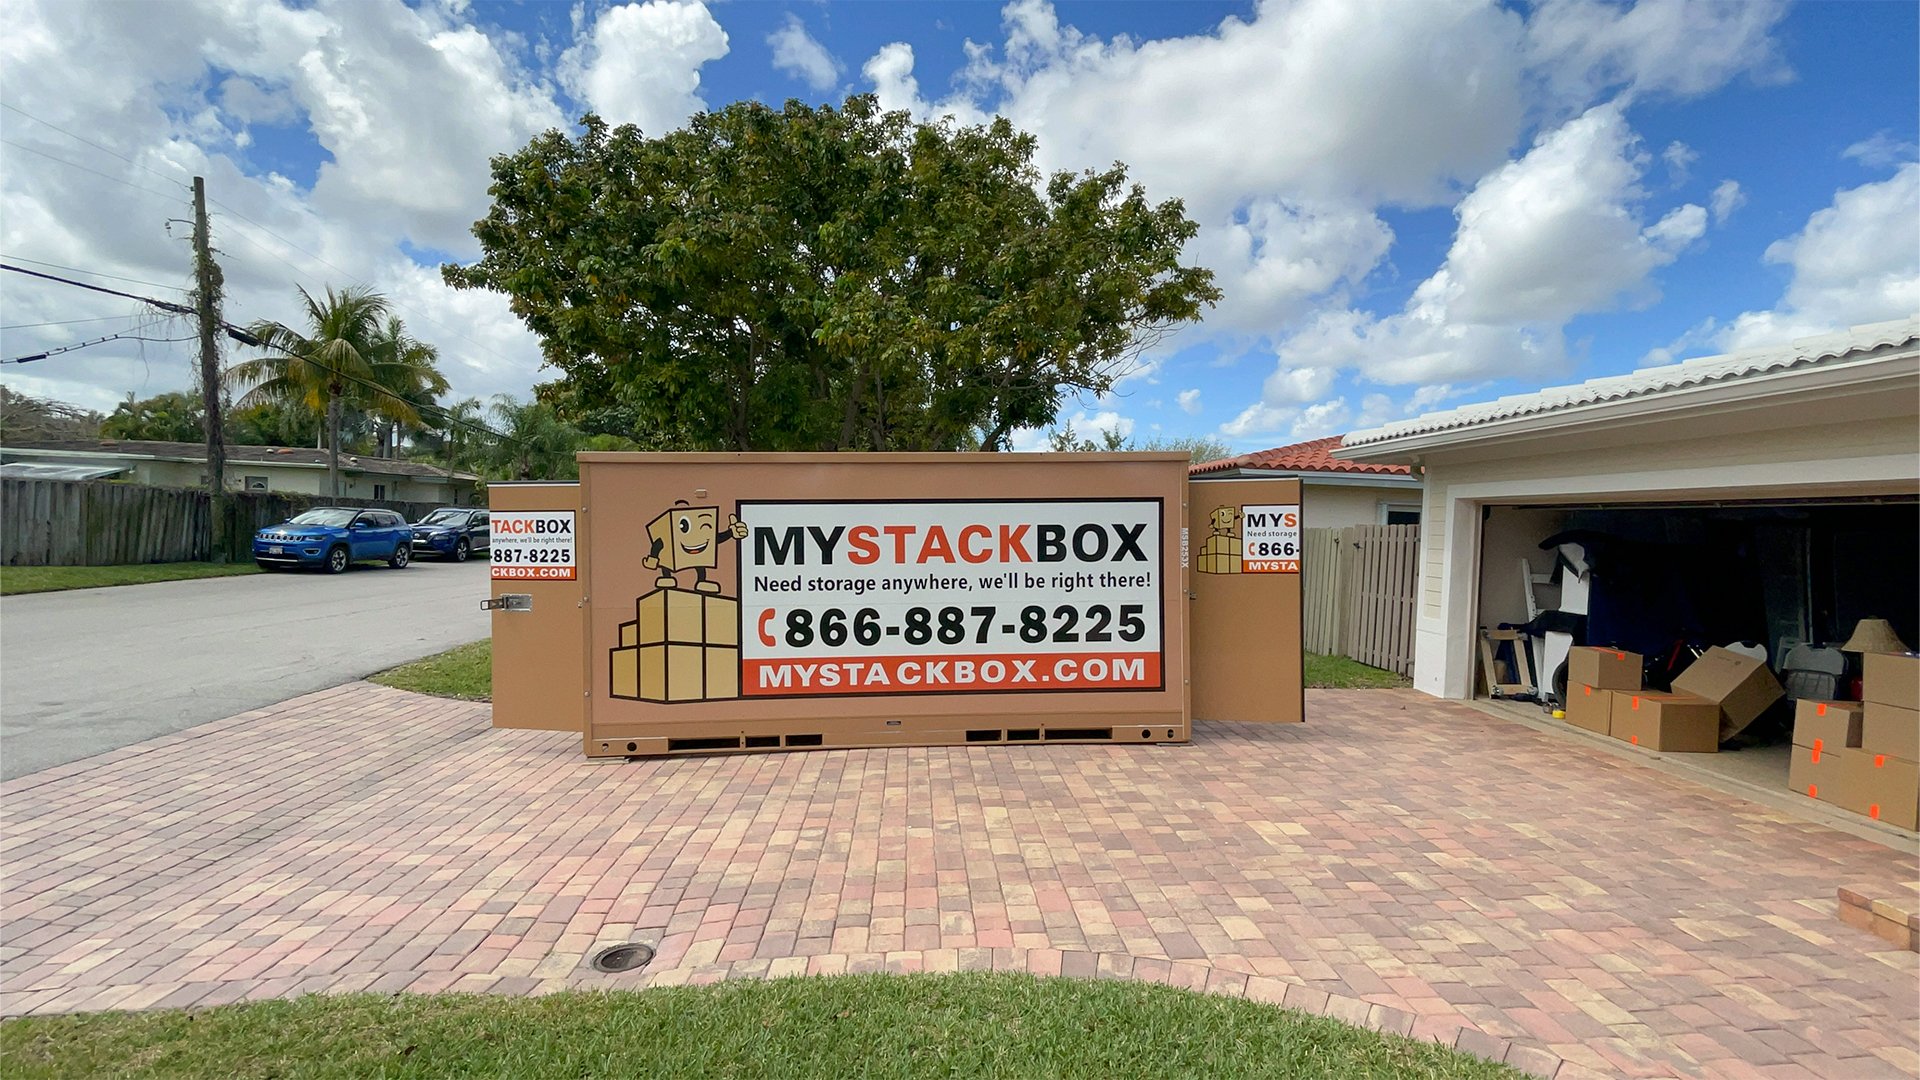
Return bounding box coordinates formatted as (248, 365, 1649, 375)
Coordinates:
(643, 501, 747, 594)
(1197, 505, 1243, 575)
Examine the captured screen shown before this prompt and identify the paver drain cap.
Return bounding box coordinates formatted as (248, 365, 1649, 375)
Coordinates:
(590, 943, 656, 973)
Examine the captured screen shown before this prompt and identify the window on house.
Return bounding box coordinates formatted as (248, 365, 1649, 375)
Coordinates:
(372, 483, 386, 501)
(1381, 503, 1421, 526)
(244, 475, 269, 492)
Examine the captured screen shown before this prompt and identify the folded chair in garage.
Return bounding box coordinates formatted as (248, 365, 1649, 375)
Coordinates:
(1776, 642, 1845, 703)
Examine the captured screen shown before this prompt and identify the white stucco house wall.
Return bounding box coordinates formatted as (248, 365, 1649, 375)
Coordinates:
(1190, 435, 1424, 530)
(1336, 318, 1920, 700)
(0, 440, 479, 504)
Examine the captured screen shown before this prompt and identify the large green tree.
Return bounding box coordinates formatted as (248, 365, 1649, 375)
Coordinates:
(100, 391, 204, 442)
(444, 96, 1219, 451)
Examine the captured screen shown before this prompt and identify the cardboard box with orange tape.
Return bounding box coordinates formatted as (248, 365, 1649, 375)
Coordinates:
(1565, 683, 1614, 735)
(1792, 699, 1863, 752)
(1567, 647, 1641, 692)
(1671, 646, 1783, 743)
(1609, 691, 1718, 752)
(1789, 742, 1859, 804)
(1863, 652, 1919, 709)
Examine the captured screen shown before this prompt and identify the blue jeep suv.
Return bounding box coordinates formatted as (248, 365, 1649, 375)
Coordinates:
(254, 507, 412, 573)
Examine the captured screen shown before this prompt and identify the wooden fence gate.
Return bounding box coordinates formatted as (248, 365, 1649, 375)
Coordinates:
(1301, 524, 1420, 676)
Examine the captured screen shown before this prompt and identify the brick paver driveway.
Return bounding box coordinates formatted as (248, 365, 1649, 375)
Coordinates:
(3, 686, 1916, 1078)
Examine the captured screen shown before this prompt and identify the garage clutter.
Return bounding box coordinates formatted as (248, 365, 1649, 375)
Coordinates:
(1564, 645, 1785, 754)
(1788, 653, 1920, 829)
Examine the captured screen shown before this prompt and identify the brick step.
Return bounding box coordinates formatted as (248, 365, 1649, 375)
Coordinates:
(1838, 881, 1920, 952)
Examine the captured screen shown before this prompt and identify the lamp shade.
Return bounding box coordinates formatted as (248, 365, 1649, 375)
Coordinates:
(1840, 617, 1910, 654)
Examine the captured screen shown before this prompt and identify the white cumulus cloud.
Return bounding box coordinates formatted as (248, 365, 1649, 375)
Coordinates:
(558, 1, 728, 134)
(1709, 179, 1746, 224)
(768, 15, 842, 92)
(1267, 103, 1705, 388)
(1723, 163, 1920, 348)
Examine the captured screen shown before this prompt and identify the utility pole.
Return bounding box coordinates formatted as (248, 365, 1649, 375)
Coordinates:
(191, 176, 226, 496)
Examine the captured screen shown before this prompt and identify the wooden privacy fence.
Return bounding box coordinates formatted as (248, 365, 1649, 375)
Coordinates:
(1, 479, 447, 566)
(1301, 524, 1421, 676)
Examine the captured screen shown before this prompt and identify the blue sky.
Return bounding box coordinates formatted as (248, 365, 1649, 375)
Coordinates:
(1, 0, 1914, 452)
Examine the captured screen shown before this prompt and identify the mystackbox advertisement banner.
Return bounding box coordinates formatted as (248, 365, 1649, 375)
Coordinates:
(736, 500, 1163, 698)
(578, 453, 1193, 753)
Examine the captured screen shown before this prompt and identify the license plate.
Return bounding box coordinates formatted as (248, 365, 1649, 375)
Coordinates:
(268, 546, 284, 555)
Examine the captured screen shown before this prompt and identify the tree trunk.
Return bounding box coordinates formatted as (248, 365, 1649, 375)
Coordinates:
(326, 389, 342, 498)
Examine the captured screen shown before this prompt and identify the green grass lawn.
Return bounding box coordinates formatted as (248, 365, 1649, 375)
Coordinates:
(0, 562, 261, 596)
(0, 973, 1516, 1079)
(369, 638, 492, 700)
(1305, 653, 1410, 689)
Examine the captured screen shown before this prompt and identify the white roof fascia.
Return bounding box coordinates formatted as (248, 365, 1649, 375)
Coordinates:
(1204, 468, 1422, 488)
(1340, 352, 1918, 462)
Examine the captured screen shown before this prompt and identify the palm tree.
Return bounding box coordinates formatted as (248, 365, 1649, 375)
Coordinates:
(366, 316, 450, 458)
(438, 396, 486, 479)
(487, 395, 580, 481)
(226, 285, 390, 497)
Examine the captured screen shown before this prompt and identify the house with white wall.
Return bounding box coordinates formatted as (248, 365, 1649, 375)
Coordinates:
(1336, 318, 1919, 700)
(0, 440, 479, 504)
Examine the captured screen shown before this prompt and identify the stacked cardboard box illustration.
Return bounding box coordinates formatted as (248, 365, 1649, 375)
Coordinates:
(1196, 529, 1242, 575)
(610, 589, 740, 702)
(1792, 653, 1919, 830)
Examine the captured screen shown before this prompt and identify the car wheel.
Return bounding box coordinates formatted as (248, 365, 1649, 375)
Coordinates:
(389, 544, 410, 569)
(453, 538, 470, 563)
(325, 545, 350, 574)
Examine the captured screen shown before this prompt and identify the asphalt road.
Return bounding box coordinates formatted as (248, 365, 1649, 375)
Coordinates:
(0, 559, 492, 780)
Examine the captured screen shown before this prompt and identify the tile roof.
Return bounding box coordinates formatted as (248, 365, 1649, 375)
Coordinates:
(2, 440, 478, 481)
(1189, 435, 1414, 476)
(1343, 317, 1920, 450)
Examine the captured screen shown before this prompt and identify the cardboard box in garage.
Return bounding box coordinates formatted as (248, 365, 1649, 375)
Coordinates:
(1792, 699, 1864, 751)
(1857, 751, 1920, 831)
(1610, 692, 1719, 752)
(1862, 700, 1920, 763)
(1565, 683, 1613, 735)
(1788, 743, 1861, 804)
(1567, 647, 1641, 691)
(1670, 646, 1784, 741)
(1863, 652, 1919, 709)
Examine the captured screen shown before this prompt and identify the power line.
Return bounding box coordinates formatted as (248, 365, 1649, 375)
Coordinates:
(0, 139, 189, 203)
(0, 255, 192, 296)
(1, 313, 151, 331)
(203, 198, 526, 372)
(2, 104, 522, 377)
(0, 102, 194, 188)
(3, 326, 195, 365)
(0, 261, 518, 445)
